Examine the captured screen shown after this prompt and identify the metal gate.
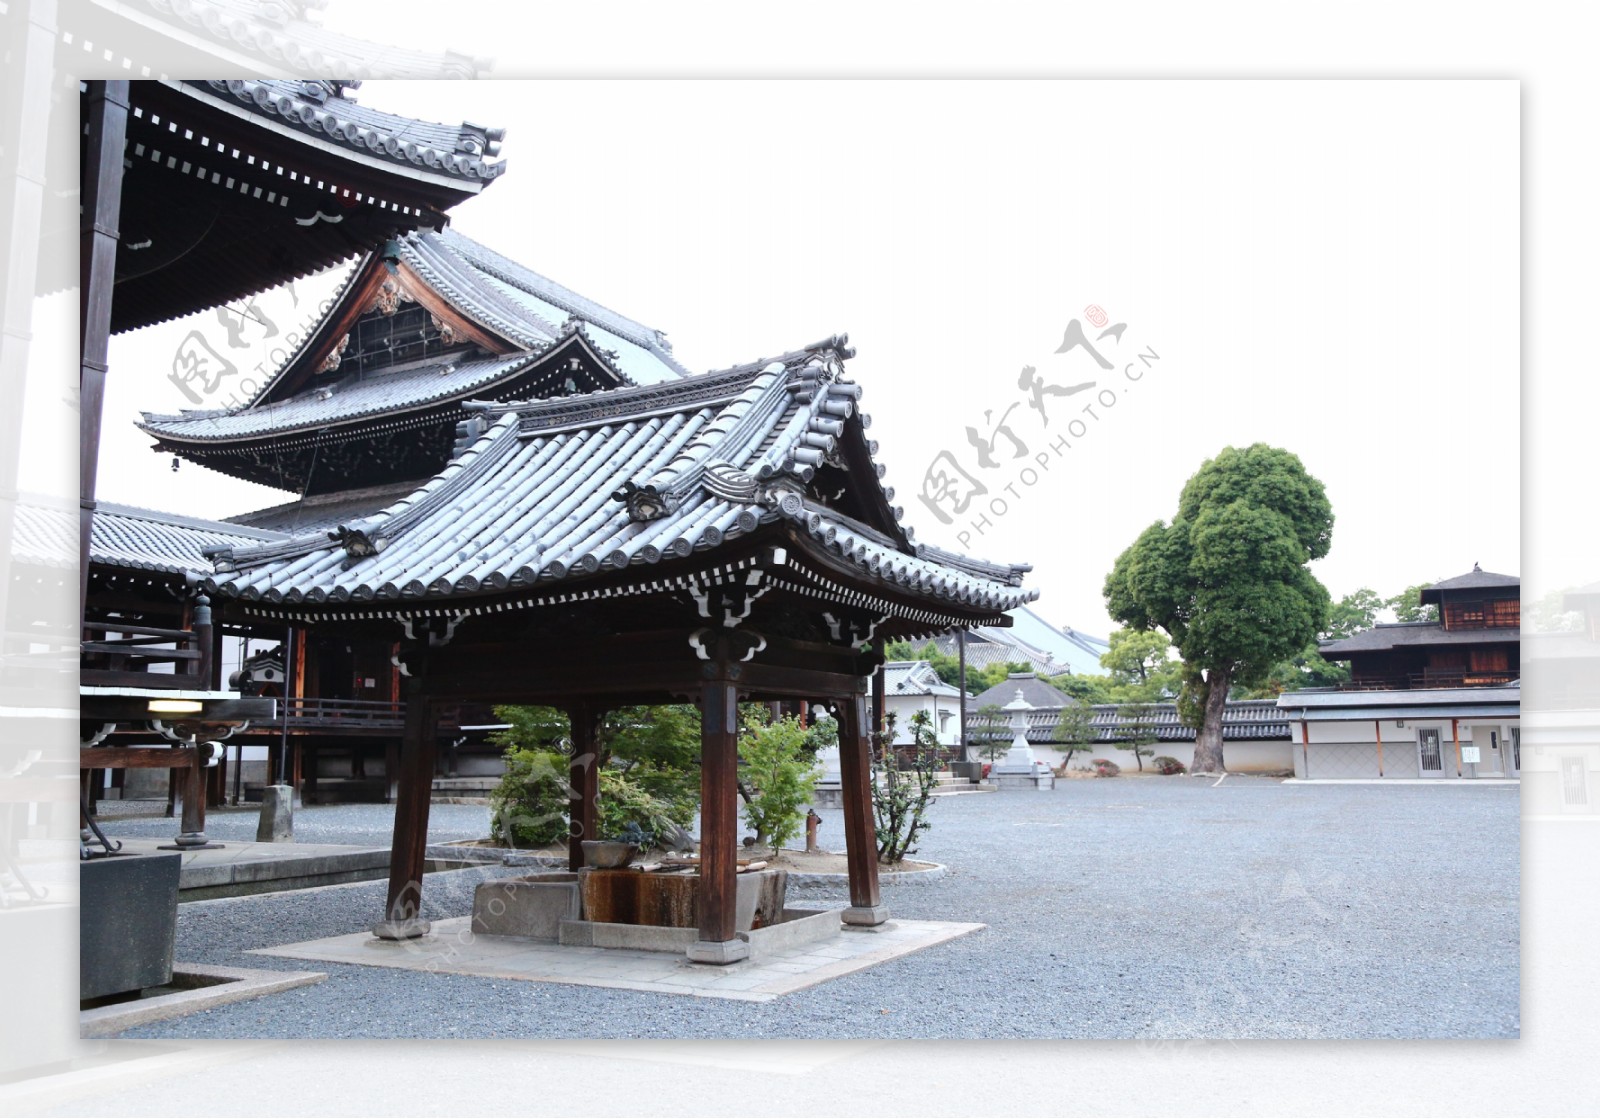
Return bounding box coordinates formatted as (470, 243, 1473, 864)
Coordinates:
(1417, 728, 1446, 777)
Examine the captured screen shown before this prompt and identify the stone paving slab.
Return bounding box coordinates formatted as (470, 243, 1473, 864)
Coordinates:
(249, 915, 984, 1002)
(79, 964, 326, 1038)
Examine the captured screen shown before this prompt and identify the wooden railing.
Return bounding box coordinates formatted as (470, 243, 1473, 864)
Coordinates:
(1342, 669, 1519, 691)
(80, 617, 212, 691)
(251, 697, 407, 733)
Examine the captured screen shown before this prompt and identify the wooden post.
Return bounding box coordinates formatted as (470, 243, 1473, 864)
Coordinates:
(567, 702, 601, 872)
(688, 669, 748, 964)
(1300, 720, 1310, 778)
(374, 666, 437, 939)
(1452, 717, 1462, 778)
(957, 629, 969, 760)
(159, 735, 221, 850)
(78, 80, 129, 624)
(1374, 720, 1385, 778)
(838, 687, 886, 926)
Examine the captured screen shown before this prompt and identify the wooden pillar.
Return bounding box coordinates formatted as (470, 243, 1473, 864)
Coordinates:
(78, 80, 129, 623)
(1375, 720, 1385, 778)
(374, 667, 437, 939)
(160, 734, 221, 850)
(567, 702, 601, 872)
(838, 688, 886, 926)
(1300, 720, 1310, 778)
(688, 670, 748, 964)
(1452, 717, 1462, 778)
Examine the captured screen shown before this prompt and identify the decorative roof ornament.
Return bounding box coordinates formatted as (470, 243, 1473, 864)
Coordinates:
(612, 481, 676, 523)
(318, 333, 350, 374)
(329, 524, 389, 566)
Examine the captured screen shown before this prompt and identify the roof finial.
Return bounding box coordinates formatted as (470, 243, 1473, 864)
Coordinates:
(1473, 561, 1481, 571)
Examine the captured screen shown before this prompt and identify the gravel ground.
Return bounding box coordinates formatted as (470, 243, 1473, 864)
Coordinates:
(108, 777, 1520, 1040)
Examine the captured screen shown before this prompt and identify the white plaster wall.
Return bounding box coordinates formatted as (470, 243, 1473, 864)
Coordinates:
(1029, 740, 1294, 774)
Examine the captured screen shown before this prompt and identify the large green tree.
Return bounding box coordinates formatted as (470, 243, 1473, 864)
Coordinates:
(1103, 444, 1333, 773)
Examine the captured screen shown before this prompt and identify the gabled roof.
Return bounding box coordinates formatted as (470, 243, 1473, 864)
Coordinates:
(1003, 606, 1110, 676)
(882, 661, 963, 699)
(1419, 565, 1520, 604)
(138, 228, 689, 449)
(934, 625, 1071, 677)
(197, 340, 1036, 617)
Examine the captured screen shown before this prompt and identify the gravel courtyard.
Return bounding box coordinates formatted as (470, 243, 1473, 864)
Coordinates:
(104, 777, 1519, 1040)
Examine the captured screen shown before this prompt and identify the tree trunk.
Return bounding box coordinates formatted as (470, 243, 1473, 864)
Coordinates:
(1191, 665, 1231, 773)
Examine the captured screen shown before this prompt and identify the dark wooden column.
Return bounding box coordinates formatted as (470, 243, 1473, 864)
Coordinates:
(566, 702, 602, 871)
(374, 663, 438, 939)
(78, 80, 129, 622)
(837, 688, 887, 926)
(688, 666, 749, 964)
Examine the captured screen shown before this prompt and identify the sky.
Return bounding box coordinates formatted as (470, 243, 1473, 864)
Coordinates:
(68, 80, 1519, 639)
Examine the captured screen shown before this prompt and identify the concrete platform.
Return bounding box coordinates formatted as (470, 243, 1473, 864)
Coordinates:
(251, 914, 985, 1002)
(104, 837, 469, 901)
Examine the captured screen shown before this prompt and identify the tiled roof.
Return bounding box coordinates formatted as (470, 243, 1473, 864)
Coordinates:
(933, 628, 1071, 677)
(140, 352, 543, 442)
(199, 344, 1037, 616)
(1319, 622, 1519, 656)
(192, 81, 505, 184)
(882, 661, 963, 699)
(138, 229, 688, 445)
(969, 698, 1289, 744)
(969, 673, 1076, 711)
(19, 498, 285, 576)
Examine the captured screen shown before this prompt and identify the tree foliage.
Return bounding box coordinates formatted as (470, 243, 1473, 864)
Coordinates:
(1103, 443, 1333, 773)
(736, 715, 820, 850)
(1052, 700, 1098, 770)
(1387, 583, 1440, 623)
(881, 639, 1032, 694)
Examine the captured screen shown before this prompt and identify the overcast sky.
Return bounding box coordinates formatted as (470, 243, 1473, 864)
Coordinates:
(72, 80, 1519, 639)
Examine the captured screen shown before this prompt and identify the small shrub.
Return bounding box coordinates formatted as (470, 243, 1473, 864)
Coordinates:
(1092, 758, 1121, 778)
(738, 715, 821, 851)
(489, 747, 573, 848)
(596, 768, 685, 848)
(1152, 755, 1187, 775)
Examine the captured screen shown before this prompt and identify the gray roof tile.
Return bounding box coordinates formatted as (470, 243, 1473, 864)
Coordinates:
(202, 346, 1038, 616)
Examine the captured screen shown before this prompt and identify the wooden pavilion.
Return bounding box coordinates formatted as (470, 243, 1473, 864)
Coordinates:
(195, 337, 1039, 961)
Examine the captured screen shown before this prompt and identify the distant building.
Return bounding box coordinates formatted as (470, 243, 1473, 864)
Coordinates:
(1518, 582, 1600, 815)
(875, 661, 963, 746)
(1277, 566, 1522, 780)
(931, 605, 1110, 679)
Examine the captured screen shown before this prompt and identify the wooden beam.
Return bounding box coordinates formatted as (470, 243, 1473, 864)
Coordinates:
(568, 701, 602, 872)
(375, 667, 437, 939)
(837, 688, 885, 926)
(79, 747, 198, 769)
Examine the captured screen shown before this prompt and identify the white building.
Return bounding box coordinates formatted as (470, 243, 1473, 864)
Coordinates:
(876, 661, 964, 746)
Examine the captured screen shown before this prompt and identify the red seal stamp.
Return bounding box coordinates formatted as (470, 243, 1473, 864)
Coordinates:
(1084, 304, 1109, 329)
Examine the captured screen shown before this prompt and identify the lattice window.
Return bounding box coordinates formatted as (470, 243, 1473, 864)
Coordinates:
(1485, 598, 1520, 628)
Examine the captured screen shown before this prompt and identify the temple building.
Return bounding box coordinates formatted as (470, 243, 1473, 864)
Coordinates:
(81, 78, 1040, 963)
(1277, 566, 1522, 780)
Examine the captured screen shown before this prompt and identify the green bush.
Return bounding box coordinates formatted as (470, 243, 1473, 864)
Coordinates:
(489, 747, 573, 848)
(738, 715, 820, 850)
(1152, 755, 1187, 775)
(597, 767, 689, 845)
(1092, 758, 1121, 778)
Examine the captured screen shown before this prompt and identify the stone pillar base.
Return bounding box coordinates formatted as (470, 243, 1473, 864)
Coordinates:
(371, 918, 432, 941)
(157, 833, 223, 851)
(686, 938, 750, 965)
(256, 785, 294, 842)
(842, 905, 890, 927)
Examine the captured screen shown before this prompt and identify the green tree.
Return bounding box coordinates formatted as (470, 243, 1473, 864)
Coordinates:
(969, 702, 1011, 764)
(1118, 702, 1160, 771)
(737, 715, 820, 850)
(1388, 582, 1440, 623)
(1099, 628, 1183, 701)
(1052, 700, 1098, 771)
(1104, 443, 1333, 773)
(1527, 587, 1583, 633)
(1048, 672, 1115, 705)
